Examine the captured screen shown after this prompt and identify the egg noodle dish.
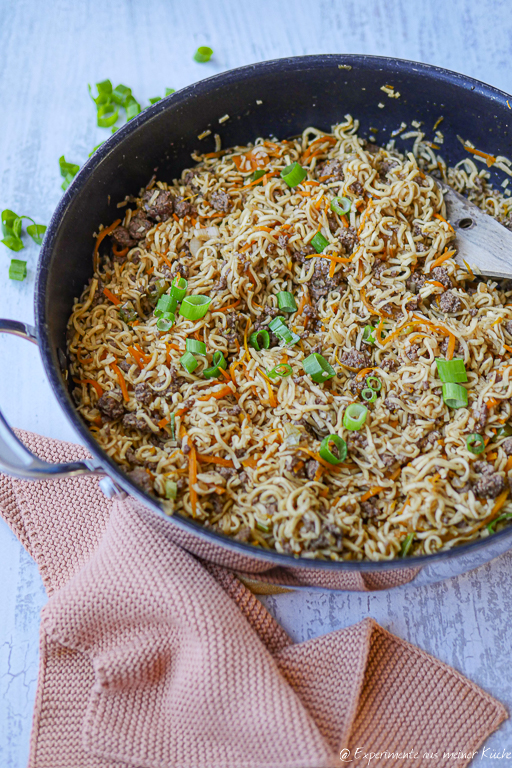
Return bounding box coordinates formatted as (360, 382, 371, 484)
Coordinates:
(67, 115, 512, 562)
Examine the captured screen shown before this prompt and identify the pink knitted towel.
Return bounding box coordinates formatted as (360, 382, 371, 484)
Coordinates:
(0, 431, 507, 768)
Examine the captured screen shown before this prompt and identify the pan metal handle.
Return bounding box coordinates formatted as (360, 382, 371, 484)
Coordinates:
(0, 319, 104, 480)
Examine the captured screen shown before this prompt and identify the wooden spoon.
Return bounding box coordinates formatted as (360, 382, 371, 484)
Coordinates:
(439, 181, 512, 279)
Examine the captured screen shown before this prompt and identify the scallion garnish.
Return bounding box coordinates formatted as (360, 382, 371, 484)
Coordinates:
(156, 313, 176, 332)
(165, 88, 176, 96)
(126, 96, 141, 121)
(496, 424, 512, 439)
(181, 351, 198, 374)
(170, 276, 188, 301)
(280, 162, 307, 188)
(366, 376, 382, 392)
(97, 102, 119, 128)
(362, 325, 376, 344)
(59, 156, 80, 190)
(268, 317, 300, 347)
(436, 358, 468, 383)
(119, 302, 137, 324)
(147, 279, 169, 304)
(319, 434, 347, 465)
(170, 412, 176, 442)
(193, 46, 213, 63)
(487, 513, 512, 533)
(88, 79, 113, 106)
(343, 403, 368, 431)
(330, 197, 351, 216)
(267, 363, 293, 379)
(467, 433, 485, 454)
(249, 329, 270, 351)
(149, 97, 161, 105)
(251, 169, 267, 184)
(180, 295, 211, 320)
(277, 291, 298, 313)
(8, 259, 27, 281)
(186, 338, 207, 356)
(203, 351, 227, 379)
(111, 84, 132, 106)
(310, 232, 329, 253)
(361, 388, 377, 403)
(302, 353, 336, 383)
(155, 294, 178, 317)
(442, 382, 468, 409)
(400, 533, 414, 558)
(164, 479, 178, 499)
(1, 209, 46, 252)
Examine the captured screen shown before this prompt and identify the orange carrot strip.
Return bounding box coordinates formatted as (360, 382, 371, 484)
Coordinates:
(505, 457, 512, 473)
(302, 135, 336, 161)
(425, 280, 446, 290)
(429, 248, 457, 270)
(128, 345, 147, 368)
(112, 245, 129, 257)
(446, 333, 457, 361)
(464, 146, 497, 167)
(111, 363, 129, 402)
(241, 170, 279, 191)
(504, 344, 512, 353)
(486, 397, 499, 409)
(93, 219, 121, 272)
(213, 300, 241, 313)
(433, 214, 455, 232)
(355, 367, 375, 380)
(196, 454, 234, 468)
(241, 457, 258, 468)
(73, 378, 104, 398)
(197, 385, 234, 401)
(360, 287, 394, 318)
(103, 287, 121, 306)
(189, 443, 198, 517)
(158, 417, 170, 429)
(361, 486, 385, 502)
(296, 447, 343, 472)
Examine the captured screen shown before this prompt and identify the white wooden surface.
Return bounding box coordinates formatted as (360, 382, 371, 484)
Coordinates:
(1, 0, 512, 765)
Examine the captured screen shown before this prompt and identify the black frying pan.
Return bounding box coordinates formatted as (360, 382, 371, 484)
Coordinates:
(2, 55, 512, 591)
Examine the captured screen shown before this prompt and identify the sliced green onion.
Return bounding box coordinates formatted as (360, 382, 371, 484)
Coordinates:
(319, 434, 347, 465)
(280, 162, 307, 188)
(302, 353, 336, 383)
(111, 84, 132, 106)
(268, 317, 300, 347)
(89, 141, 106, 157)
(442, 382, 468, 409)
(362, 325, 376, 344)
(267, 363, 293, 380)
(88, 80, 112, 106)
(186, 338, 206, 356)
(149, 97, 161, 105)
(165, 88, 176, 96)
(180, 295, 212, 320)
(181, 351, 198, 374)
(125, 96, 141, 121)
(59, 156, 80, 190)
(26, 223, 46, 245)
(366, 376, 382, 392)
(343, 403, 368, 431)
(203, 351, 227, 379)
(97, 102, 119, 128)
(8, 258, 27, 281)
(361, 387, 377, 403)
(496, 424, 512, 439)
(1, 210, 23, 251)
(249, 329, 270, 351)
(170, 412, 176, 442)
(147, 279, 169, 304)
(170, 276, 188, 301)
(155, 294, 178, 317)
(277, 291, 298, 313)
(436, 358, 468, 383)
(119, 302, 137, 324)
(487, 513, 512, 533)
(330, 196, 351, 216)
(251, 169, 266, 184)
(164, 479, 178, 499)
(466, 433, 485, 455)
(193, 46, 213, 63)
(400, 533, 414, 558)
(310, 232, 329, 253)
(156, 313, 175, 332)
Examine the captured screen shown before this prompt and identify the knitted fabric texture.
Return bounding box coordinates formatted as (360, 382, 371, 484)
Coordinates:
(0, 431, 507, 768)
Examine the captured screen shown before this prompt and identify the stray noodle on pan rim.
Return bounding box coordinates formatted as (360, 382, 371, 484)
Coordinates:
(67, 115, 512, 562)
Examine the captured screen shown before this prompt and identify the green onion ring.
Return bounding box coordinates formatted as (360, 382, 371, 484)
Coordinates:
(319, 434, 347, 465)
(302, 353, 336, 383)
(366, 376, 382, 392)
(361, 388, 377, 403)
(194, 46, 214, 63)
(442, 382, 468, 409)
(164, 479, 178, 499)
(181, 351, 198, 374)
(186, 338, 207, 356)
(170, 276, 188, 301)
(280, 162, 307, 188)
(97, 102, 119, 128)
(203, 351, 227, 379)
(310, 232, 329, 253)
(249, 329, 270, 351)
(466, 433, 485, 455)
(267, 363, 293, 379)
(487, 513, 512, 533)
(436, 358, 468, 383)
(400, 533, 414, 558)
(156, 313, 175, 331)
(343, 403, 368, 431)
(179, 295, 212, 320)
(277, 291, 298, 313)
(330, 196, 351, 216)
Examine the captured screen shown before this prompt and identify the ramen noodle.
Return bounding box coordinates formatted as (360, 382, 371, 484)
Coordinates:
(67, 116, 512, 561)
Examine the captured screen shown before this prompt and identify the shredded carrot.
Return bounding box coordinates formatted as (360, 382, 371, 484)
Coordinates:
(188, 443, 198, 517)
(193, 328, 203, 343)
(463, 259, 475, 281)
(504, 344, 512, 353)
(93, 219, 121, 272)
(158, 416, 170, 429)
(487, 452, 498, 461)
(505, 457, 512, 473)
(92, 415, 102, 427)
(243, 317, 251, 362)
(76, 348, 93, 364)
(197, 385, 234, 401)
(241, 170, 279, 191)
(361, 486, 384, 502)
(356, 367, 375, 380)
(128, 345, 148, 368)
(111, 363, 130, 402)
(314, 195, 324, 210)
(313, 467, 323, 482)
(196, 454, 234, 468)
(103, 287, 121, 306)
(167, 343, 182, 352)
(491, 317, 503, 327)
(486, 397, 499, 409)
(464, 146, 497, 167)
(360, 287, 393, 318)
(429, 248, 457, 271)
(302, 135, 336, 161)
(446, 333, 457, 361)
(112, 245, 128, 258)
(296, 447, 343, 472)
(425, 280, 446, 290)
(73, 378, 104, 398)
(472, 489, 509, 532)
(375, 318, 386, 345)
(214, 299, 241, 313)
(357, 200, 373, 235)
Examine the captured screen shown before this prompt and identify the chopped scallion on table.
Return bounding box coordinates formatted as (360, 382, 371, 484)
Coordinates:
(194, 46, 213, 63)
(59, 156, 80, 190)
(8, 259, 27, 281)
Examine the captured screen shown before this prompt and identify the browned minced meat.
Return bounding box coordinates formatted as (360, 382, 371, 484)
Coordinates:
(299, 417, 328, 441)
(349, 180, 364, 196)
(380, 452, 407, 468)
(183, 170, 201, 192)
(122, 412, 155, 433)
(419, 430, 442, 450)
(97, 389, 125, 420)
(339, 348, 370, 370)
(212, 273, 228, 292)
(292, 244, 316, 263)
(307, 523, 344, 551)
(380, 357, 399, 372)
(174, 197, 192, 218)
(438, 290, 462, 314)
(128, 212, 152, 241)
(405, 344, 420, 362)
(142, 189, 174, 221)
(134, 382, 154, 405)
(360, 499, 379, 520)
(505, 321, 512, 336)
(501, 438, 512, 455)
(473, 461, 494, 475)
(430, 266, 452, 289)
(210, 189, 231, 212)
(305, 459, 320, 480)
(303, 304, 319, 322)
(226, 312, 243, 343)
(127, 467, 153, 494)
(472, 404, 488, 432)
(379, 159, 398, 179)
(286, 455, 306, 477)
(406, 272, 426, 293)
(111, 226, 137, 248)
(277, 233, 289, 249)
(308, 257, 345, 301)
(384, 397, 401, 413)
(317, 158, 345, 181)
(347, 432, 368, 450)
(473, 473, 505, 499)
(117, 360, 132, 373)
(337, 226, 358, 254)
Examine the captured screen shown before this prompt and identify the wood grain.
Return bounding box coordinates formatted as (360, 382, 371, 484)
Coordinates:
(1, 0, 512, 765)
